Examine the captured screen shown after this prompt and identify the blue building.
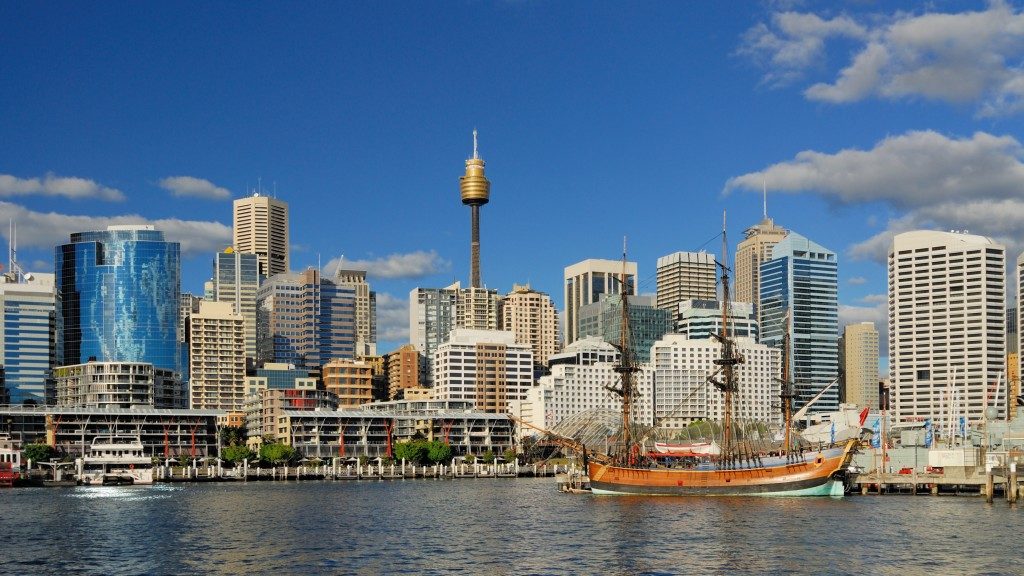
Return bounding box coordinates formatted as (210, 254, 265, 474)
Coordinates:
(55, 225, 182, 379)
(0, 274, 55, 405)
(577, 294, 672, 363)
(759, 232, 838, 414)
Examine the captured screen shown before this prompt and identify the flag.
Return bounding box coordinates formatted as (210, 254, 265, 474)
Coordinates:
(924, 419, 933, 448)
(858, 407, 869, 427)
(830, 421, 836, 445)
(871, 418, 881, 449)
(960, 416, 966, 440)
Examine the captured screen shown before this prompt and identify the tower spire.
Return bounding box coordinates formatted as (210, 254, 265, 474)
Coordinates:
(762, 178, 768, 219)
(473, 128, 478, 159)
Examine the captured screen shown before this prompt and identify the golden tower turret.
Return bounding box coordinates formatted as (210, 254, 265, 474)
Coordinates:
(460, 129, 490, 288)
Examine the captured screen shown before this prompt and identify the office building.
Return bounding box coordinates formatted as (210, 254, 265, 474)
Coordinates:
(577, 294, 671, 363)
(501, 284, 559, 371)
(210, 249, 260, 360)
(675, 299, 758, 341)
(841, 322, 879, 410)
(55, 225, 182, 382)
(256, 268, 356, 368)
(433, 329, 533, 413)
(0, 273, 55, 405)
(563, 259, 636, 345)
(233, 193, 289, 277)
(892, 231, 1005, 422)
(188, 301, 246, 411)
(656, 251, 717, 313)
(760, 232, 838, 414)
(650, 334, 780, 428)
(334, 265, 377, 356)
(734, 215, 788, 309)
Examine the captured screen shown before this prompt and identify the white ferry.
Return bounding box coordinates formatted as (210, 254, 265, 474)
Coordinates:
(75, 435, 154, 486)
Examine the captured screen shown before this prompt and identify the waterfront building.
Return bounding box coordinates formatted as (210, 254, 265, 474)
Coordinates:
(233, 193, 289, 277)
(55, 225, 182, 384)
(188, 301, 246, 411)
(54, 361, 183, 409)
(385, 344, 421, 399)
(501, 284, 559, 371)
(563, 259, 636, 345)
(433, 329, 534, 414)
(333, 265, 376, 356)
(322, 358, 373, 408)
(675, 299, 758, 341)
(734, 214, 787, 312)
(655, 251, 717, 313)
(0, 273, 55, 405)
(511, 336, 653, 434)
(577, 294, 671, 363)
(891, 231, 1005, 422)
(245, 379, 339, 446)
(256, 268, 356, 368)
(760, 232, 839, 414)
(650, 333, 779, 428)
(0, 405, 221, 458)
(841, 322, 879, 410)
(282, 399, 515, 458)
(210, 249, 260, 360)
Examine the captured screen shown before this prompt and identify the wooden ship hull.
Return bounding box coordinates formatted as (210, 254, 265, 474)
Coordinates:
(587, 440, 857, 497)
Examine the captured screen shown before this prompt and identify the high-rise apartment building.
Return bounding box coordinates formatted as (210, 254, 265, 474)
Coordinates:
(651, 333, 779, 428)
(55, 361, 182, 408)
(0, 273, 55, 405)
(655, 251, 717, 313)
(735, 216, 787, 309)
(433, 329, 533, 413)
(233, 193, 289, 278)
(409, 282, 500, 386)
(55, 225, 182, 381)
(563, 259, 636, 345)
(456, 285, 501, 331)
(322, 358, 373, 408)
(189, 301, 246, 411)
(334, 265, 376, 356)
(385, 344, 422, 399)
(501, 284, 559, 370)
(891, 231, 1005, 422)
(256, 268, 356, 368)
(760, 232, 838, 414)
(841, 322, 879, 410)
(210, 249, 260, 360)
(577, 294, 671, 363)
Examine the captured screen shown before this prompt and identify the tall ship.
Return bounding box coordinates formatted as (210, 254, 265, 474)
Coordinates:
(583, 223, 859, 496)
(75, 435, 154, 486)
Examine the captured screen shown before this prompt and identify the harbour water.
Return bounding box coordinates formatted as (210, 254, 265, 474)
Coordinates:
(2, 478, 1023, 575)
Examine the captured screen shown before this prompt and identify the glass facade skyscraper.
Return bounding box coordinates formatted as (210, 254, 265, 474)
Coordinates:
(211, 249, 260, 360)
(55, 225, 182, 378)
(577, 294, 672, 363)
(0, 274, 56, 405)
(759, 232, 838, 414)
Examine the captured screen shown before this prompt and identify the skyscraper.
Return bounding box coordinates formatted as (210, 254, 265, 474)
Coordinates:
(563, 259, 637, 346)
(189, 301, 246, 411)
(735, 216, 787, 309)
(889, 231, 1005, 422)
(256, 268, 356, 368)
(211, 248, 260, 360)
(759, 232, 838, 414)
(655, 251, 717, 313)
(459, 130, 490, 288)
(501, 284, 559, 370)
(334, 264, 376, 356)
(577, 294, 672, 363)
(841, 322, 879, 409)
(55, 225, 182, 379)
(0, 273, 55, 405)
(233, 193, 289, 277)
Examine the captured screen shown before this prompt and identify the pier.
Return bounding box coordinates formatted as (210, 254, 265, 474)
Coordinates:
(154, 460, 565, 483)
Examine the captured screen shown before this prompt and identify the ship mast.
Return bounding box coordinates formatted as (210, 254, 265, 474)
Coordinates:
(611, 237, 639, 464)
(779, 310, 794, 456)
(709, 212, 742, 463)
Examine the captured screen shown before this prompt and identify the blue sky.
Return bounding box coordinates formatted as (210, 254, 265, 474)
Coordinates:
(3, 1, 1024, 359)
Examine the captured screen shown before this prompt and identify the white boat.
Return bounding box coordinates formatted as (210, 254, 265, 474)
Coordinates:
(75, 435, 154, 486)
(652, 441, 721, 456)
(800, 404, 870, 445)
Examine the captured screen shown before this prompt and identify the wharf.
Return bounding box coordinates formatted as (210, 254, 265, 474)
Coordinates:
(155, 461, 564, 484)
(851, 467, 1022, 502)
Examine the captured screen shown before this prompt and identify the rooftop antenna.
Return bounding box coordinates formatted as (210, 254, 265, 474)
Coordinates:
(473, 128, 479, 159)
(273, 181, 277, 199)
(762, 178, 768, 219)
(257, 176, 262, 195)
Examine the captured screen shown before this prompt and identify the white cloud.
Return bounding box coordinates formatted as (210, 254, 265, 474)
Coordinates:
(375, 292, 410, 343)
(159, 176, 231, 200)
(0, 201, 231, 258)
(0, 173, 125, 201)
(325, 250, 451, 280)
(742, 2, 1024, 115)
(847, 276, 867, 285)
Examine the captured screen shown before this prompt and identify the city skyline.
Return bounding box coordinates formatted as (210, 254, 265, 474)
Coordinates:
(4, 2, 1024, 358)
